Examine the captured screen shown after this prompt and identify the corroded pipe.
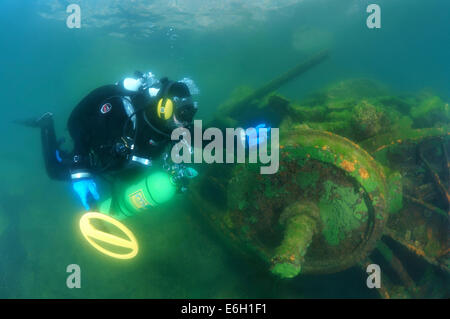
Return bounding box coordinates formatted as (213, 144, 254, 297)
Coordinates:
(214, 50, 330, 127)
(377, 240, 417, 294)
(385, 228, 449, 273)
(419, 143, 450, 209)
(404, 194, 447, 218)
(270, 202, 319, 278)
(360, 127, 448, 154)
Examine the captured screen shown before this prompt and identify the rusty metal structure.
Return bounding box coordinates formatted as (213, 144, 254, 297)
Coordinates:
(187, 51, 449, 298)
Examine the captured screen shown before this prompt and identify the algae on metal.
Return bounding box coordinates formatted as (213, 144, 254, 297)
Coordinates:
(318, 180, 368, 246)
(187, 53, 449, 298)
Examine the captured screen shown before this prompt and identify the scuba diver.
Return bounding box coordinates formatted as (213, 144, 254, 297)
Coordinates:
(19, 71, 199, 210)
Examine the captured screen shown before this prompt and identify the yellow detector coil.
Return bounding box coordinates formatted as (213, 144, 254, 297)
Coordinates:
(79, 212, 138, 260)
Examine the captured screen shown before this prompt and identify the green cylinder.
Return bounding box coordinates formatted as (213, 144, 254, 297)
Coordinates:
(99, 170, 177, 220)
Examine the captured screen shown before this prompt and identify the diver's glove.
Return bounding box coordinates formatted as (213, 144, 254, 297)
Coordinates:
(169, 165, 199, 193)
(180, 166, 199, 179)
(240, 123, 271, 148)
(72, 179, 100, 210)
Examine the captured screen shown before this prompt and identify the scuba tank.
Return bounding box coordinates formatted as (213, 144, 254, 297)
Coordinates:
(97, 170, 177, 220)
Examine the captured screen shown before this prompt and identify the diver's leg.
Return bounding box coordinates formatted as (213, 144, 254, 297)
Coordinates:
(39, 113, 71, 181)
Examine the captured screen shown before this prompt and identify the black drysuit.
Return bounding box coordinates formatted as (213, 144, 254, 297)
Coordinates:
(41, 80, 188, 182)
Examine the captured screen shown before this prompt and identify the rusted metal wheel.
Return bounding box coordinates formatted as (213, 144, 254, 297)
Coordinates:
(190, 129, 390, 277)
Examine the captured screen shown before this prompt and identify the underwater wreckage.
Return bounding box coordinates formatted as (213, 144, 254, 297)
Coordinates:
(188, 50, 449, 299)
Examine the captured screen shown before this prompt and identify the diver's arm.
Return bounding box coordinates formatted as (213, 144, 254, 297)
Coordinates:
(69, 134, 100, 210)
(68, 122, 93, 176)
(70, 161, 99, 210)
(163, 138, 198, 193)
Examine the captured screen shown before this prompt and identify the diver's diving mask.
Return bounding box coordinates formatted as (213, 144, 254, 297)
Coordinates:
(155, 81, 197, 127)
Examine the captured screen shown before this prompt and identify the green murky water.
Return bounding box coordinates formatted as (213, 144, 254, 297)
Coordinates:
(0, 0, 448, 298)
